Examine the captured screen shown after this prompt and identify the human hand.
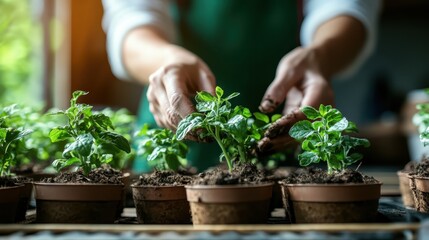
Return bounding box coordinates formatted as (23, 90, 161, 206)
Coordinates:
(147, 45, 216, 130)
(257, 47, 334, 153)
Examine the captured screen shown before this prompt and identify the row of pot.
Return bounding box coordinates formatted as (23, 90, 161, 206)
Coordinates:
(1, 177, 382, 224)
(398, 170, 429, 212)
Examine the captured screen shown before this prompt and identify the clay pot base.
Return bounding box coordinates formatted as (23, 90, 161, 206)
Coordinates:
(36, 200, 121, 223)
(190, 201, 270, 224)
(288, 200, 379, 223)
(134, 199, 191, 224)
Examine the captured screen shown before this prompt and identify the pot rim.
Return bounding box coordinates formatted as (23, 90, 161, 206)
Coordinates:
(280, 182, 382, 187)
(131, 184, 186, 188)
(281, 182, 382, 202)
(34, 182, 124, 201)
(186, 183, 274, 203)
(185, 182, 274, 189)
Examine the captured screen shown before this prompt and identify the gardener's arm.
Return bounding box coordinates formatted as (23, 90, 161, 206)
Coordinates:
(102, 0, 215, 130)
(258, 0, 382, 153)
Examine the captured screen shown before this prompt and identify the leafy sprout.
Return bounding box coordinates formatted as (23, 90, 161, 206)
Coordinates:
(289, 104, 370, 174)
(136, 124, 188, 171)
(0, 109, 32, 176)
(48, 90, 131, 175)
(412, 89, 429, 146)
(176, 86, 275, 171)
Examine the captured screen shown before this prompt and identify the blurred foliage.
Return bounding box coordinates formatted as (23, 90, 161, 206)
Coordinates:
(0, 0, 42, 106)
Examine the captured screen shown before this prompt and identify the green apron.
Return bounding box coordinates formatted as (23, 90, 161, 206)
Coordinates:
(135, 0, 298, 172)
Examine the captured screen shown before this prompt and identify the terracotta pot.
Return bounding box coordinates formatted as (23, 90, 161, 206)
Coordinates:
(186, 183, 273, 224)
(281, 182, 382, 223)
(34, 183, 124, 223)
(132, 185, 191, 224)
(15, 181, 33, 222)
(0, 184, 24, 223)
(116, 172, 131, 218)
(397, 171, 414, 208)
(409, 175, 429, 213)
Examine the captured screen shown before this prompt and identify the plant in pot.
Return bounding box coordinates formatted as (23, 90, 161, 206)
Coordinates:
(34, 90, 131, 223)
(176, 86, 275, 224)
(281, 104, 382, 223)
(132, 124, 193, 224)
(408, 90, 429, 212)
(0, 114, 32, 223)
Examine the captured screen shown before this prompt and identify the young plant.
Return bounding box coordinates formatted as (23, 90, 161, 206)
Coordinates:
(176, 86, 276, 171)
(0, 115, 32, 177)
(412, 88, 429, 146)
(289, 104, 370, 174)
(48, 91, 131, 175)
(137, 124, 188, 171)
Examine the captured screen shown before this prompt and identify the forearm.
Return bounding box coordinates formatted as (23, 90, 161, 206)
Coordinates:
(123, 26, 174, 85)
(309, 15, 366, 79)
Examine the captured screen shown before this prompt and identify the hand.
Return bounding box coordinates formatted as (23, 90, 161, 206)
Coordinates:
(257, 47, 334, 153)
(147, 45, 216, 130)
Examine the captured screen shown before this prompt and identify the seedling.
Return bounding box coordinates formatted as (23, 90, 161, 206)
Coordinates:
(137, 124, 188, 171)
(48, 91, 131, 175)
(176, 86, 277, 171)
(289, 104, 370, 174)
(412, 89, 429, 146)
(0, 109, 32, 176)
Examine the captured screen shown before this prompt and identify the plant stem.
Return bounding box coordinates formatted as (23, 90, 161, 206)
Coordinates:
(213, 130, 232, 171)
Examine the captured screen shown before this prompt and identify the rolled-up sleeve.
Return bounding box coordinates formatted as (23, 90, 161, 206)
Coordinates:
(102, 0, 175, 80)
(301, 0, 382, 77)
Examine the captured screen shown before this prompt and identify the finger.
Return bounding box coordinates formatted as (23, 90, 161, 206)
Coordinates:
(263, 108, 304, 139)
(257, 135, 297, 154)
(301, 73, 334, 108)
(283, 87, 303, 115)
(147, 84, 164, 128)
(259, 58, 303, 113)
(163, 69, 195, 126)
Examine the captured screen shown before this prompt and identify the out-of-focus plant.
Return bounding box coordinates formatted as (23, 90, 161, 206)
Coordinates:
(0, 104, 67, 172)
(413, 89, 429, 146)
(0, 0, 42, 106)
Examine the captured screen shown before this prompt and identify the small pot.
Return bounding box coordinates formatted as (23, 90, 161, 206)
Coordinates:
(397, 170, 414, 208)
(15, 181, 33, 222)
(132, 185, 191, 224)
(186, 183, 273, 224)
(409, 175, 429, 213)
(0, 184, 24, 223)
(281, 182, 382, 223)
(34, 183, 124, 223)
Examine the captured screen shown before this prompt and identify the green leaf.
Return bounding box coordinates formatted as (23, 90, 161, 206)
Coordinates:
(91, 113, 114, 131)
(328, 117, 348, 132)
(298, 151, 319, 166)
(345, 153, 362, 165)
(196, 91, 216, 102)
(176, 115, 203, 140)
(63, 133, 93, 157)
(271, 114, 282, 122)
(215, 86, 224, 99)
(289, 120, 314, 140)
(165, 154, 180, 171)
(49, 128, 71, 142)
(224, 92, 240, 101)
(99, 132, 131, 153)
(253, 112, 269, 124)
(301, 106, 320, 120)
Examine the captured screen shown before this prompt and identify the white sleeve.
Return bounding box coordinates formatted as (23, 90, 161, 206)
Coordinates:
(301, 0, 382, 78)
(102, 0, 176, 81)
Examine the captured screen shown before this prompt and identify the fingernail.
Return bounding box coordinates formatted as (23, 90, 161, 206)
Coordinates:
(260, 99, 274, 112)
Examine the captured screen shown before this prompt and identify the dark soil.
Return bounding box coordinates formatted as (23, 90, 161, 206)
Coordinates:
(192, 163, 270, 185)
(410, 156, 429, 177)
(133, 169, 194, 186)
(11, 176, 33, 185)
(0, 177, 17, 187)
(41, 167, 122, 184)
(281, 167, 379, 184)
